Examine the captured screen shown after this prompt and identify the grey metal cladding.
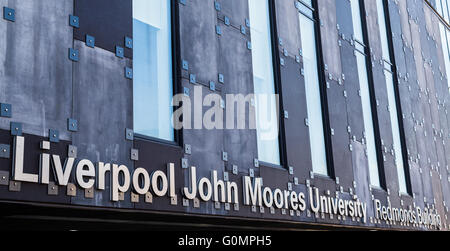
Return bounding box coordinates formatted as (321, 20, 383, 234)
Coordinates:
(327, 80, 353, 189)
(340, 42, 365, 140)
(335, 0, 353, 40)
(218, 2, 256, 174)
(73, 0, 133, 58)
(71, 40, 133, 208)
(0, 0, 73, 140)
(279, 57, 313, 179)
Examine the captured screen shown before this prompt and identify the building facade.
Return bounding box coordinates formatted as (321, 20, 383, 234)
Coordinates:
(0, 0, 449, 230)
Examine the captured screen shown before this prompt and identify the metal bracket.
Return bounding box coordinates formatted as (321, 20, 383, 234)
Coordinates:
(85, 187, 94, 198)
(193, 198, 200, 208)
(69, 48, 79, 62)
(67, 183, 77, 196)
(67, 118, 78, 132)
(69, 15, 79, 28)
(145, 192, 153, 203)
(68, 145, 77, 158)
(10, 122, 22, 136)
(125, 37, 133, 49)
(171, 195, 178, 206)
(181, 158, 188, 169)
(125, 128, 134, 141)
(116, 46, 124, 58)
(49, 129, 59, 143)
(131, 149, 139, 161)
(184, 144, 191, 155)
(131, 192, 139, 203)
(86, 35, 95, 48)
(0, 171, 9, 185)
(9, 181, 21, 192)
(48, 182, 58, 196)
(3, 7, 15, 22)
(125, 67, 133, 79)
(0, 103, 11, 118)
(0, 144, 10, 159)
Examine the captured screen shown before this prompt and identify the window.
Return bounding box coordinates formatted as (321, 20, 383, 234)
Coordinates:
(376, 0, 409, 194)
(350, 0, 383, 188)
(297, 0, 329, 176)
(249, 0, 281, 165)
(133, 0, 175, 142)
(435, 0, 450, 90)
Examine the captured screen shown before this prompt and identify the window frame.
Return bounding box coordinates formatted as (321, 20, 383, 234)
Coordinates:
(133, 0, 183, 147)
(355, 0, 388, 190)
(377, 0, 412, 195)
(297, 0, 336, 178)
(249, 0, 288, 169)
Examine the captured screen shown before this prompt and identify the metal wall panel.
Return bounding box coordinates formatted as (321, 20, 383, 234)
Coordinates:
(71, 41, 134, 208)
(0, 0, 73, 140)
(73, 0, 133, 58)
(0, 0, 449, 230)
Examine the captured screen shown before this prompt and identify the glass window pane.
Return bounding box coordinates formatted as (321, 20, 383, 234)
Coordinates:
(299, 12, 328, 176)
(384, 71, 408, 193)
(350, 0, 381, 187)
(249, 0, 281, 165)
(376, 0, 392, 63)
(439, 23, 450, 90)
(357, 52, 381, 187)
(133, 0, 174, 141)
(377, 0, 408, 193)
(350, 0, 364, 43)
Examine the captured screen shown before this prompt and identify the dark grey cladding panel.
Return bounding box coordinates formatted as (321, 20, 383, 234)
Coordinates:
(326, 80, 353, 189)
(423, 66, 438, 164)
(179, 0, 219, 83)
(259, 166, 292, 221)
(218, 15, 255, 172)
(406, 0, 420, 20)
(279, 56, 312, 179)
(319, 0, 341, 78)
(340, 41, 364, 140)
(392, 36, 407, 77)
(435, 141, 450, 203)
(133, 140, 184, 212)
(335, 0, 353, 39)
(74, 0, 132, 58)
(396, 54, 417, 157)
(364, 0, 383, 61)
(0, 0, 73, 140)
(351, 141, 374, 219)
(275, 0, 302, 55)
(386, 0, 402, 40)
(409, 161, 425, 208)
(415, 127, 434, 202)
(217, 0, 249, 27)
(182, 90, 225, 184)
(382, 150, 400, 199)
(71, 41, 133, 208)
(372, 63, 394, 148)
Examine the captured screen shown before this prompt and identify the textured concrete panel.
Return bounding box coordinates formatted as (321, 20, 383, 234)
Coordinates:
(0, 0, 73, 140)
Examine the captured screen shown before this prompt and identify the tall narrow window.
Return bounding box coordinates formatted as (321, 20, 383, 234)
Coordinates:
(133, 0, 175, 142)
(376, 0, 409, 194)
(436, 0, 450, 90)
(350, 0, 382, 187)
(249, 0, 281, 165)
(298, 0, 329, 176)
